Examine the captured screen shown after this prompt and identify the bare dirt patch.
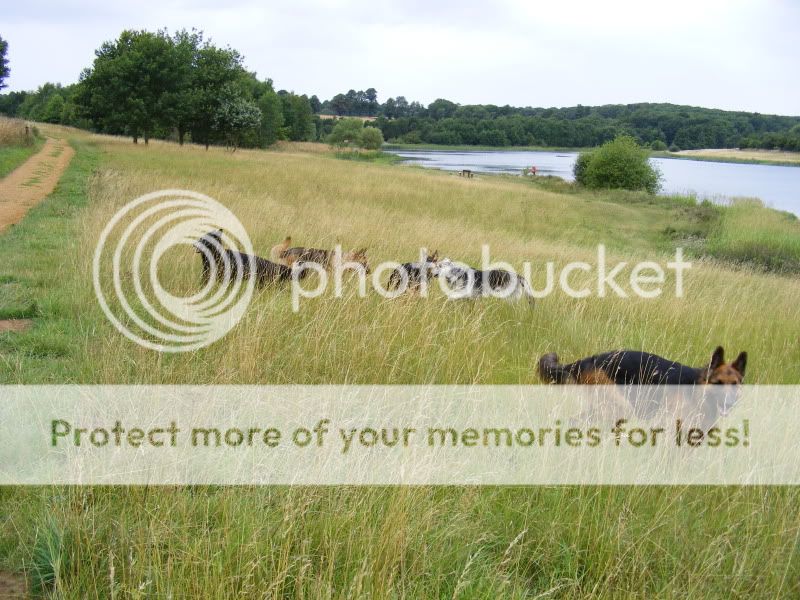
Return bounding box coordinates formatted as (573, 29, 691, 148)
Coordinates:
(0, 571, 27, 599)
(0, 137, 75, 233)
(0, 319, 32, 333)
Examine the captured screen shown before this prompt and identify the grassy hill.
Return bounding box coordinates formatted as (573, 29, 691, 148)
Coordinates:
(1, 127, 799, 597)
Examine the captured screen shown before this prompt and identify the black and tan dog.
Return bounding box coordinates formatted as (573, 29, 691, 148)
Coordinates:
(195, 229, 304, 287)
(538, 346, 747, 386)
(270, 236, 370, 273)
(387, 250, 439, 292)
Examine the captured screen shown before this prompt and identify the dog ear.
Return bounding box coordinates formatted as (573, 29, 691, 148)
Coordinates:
(709, 346, 725, 370)
(731, 351, 747, 376)
(432, 249, 439, 259)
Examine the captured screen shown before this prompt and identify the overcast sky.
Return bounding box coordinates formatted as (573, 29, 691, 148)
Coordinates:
(2, 0, 798, 115)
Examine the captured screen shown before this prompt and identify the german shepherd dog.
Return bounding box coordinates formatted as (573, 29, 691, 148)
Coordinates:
(539, 347, 748, 428)
(387, 250, 439, 292)
(436, 257, 535, 304)
(538, 346, 747, 386)
(270, 236, 371, 273)
(194, 229, 304, 287)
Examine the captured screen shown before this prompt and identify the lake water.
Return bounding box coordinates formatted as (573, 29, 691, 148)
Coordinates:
(388, 149, 800, 216)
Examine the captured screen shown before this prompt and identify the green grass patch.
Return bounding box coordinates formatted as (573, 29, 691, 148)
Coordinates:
(0, 137, 100, 381)
(652, 151, 800, 167)
(334, 149, 403, 164)
(0, 136, 798, 597)
(0, 137, 45, 178)
(706, 199, 800, 272)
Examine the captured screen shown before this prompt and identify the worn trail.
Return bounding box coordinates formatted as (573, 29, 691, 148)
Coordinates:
(0, 136, 75, 233)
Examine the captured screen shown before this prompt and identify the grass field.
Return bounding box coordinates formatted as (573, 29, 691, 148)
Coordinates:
(0, 142, 43, 179)
(0, 116, 43, 178)
(674, 148, 800, 166)
(1, 127, 800, 597)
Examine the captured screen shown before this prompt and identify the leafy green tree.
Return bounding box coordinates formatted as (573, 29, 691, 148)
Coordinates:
(327, 118, 364, 148)
(360, 126, 383, 149)
(574, 135, 662, 193)
(281, 94, 314, 141)
(41, 94, 65, 123)
(77, 29, 183, 143)
(0, 35, 9, 89)
(478, 129, 508, 146)
(427, 98, 458, 119)
(330, 93, 348, 116)
(188, 43, 247, 148)
(365, 88, 379, 116)
(256, 87, 284, 146)
(168, 29, 203, 145)
(213, 85, 261, 150)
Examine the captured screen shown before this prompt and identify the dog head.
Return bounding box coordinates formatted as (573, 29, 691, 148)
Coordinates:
(424, 250, 440, 275)
(435, 257, 457, 277)
(702, 346, 747, 385)
(194, 229, 224, 253)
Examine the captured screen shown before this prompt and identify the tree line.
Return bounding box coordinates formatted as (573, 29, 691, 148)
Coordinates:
(369, 101, 800, 150)
(2, 29, 799, 151)
(0, 29, 340, 149)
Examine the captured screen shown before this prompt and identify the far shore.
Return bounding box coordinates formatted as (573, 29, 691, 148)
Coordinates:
(384, 143, 800, 167)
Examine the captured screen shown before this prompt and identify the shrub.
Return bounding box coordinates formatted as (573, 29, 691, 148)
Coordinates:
(574, 135, 662, 194)
(668, 144, 681, 152)
(572, 151, 592, 183)
(360, 126, 384, 150)
(650, 140, 668, 151)
(399, 131, 422, 144)
(327, 118, 364, 148)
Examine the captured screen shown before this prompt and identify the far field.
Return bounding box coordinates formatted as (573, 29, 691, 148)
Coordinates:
(675, 147, 800, 165)
(0, 125, 799, 597)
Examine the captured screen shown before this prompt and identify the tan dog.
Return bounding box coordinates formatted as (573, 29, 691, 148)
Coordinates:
(271, 236, 370, 273)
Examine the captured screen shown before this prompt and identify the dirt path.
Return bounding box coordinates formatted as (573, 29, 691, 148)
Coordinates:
(0, 136, 75, 233)
(0, 319, 33, 333)
(0, 571, 27, 599)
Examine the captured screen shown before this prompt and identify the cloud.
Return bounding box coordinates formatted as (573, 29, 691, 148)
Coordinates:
(2, 0, 797, 114)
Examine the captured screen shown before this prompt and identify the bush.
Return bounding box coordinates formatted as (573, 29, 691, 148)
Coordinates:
(399, 131, 422, 144)
(668, 144, 681, 152)
(327, 118, 365, 148)
(360, 126, 384, 150)
(574, 135, 662, 194)
(650, 140, 668, 151)
(572, 151, 592, 183)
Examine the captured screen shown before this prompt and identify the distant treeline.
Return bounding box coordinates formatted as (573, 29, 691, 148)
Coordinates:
(365, 98, 800, 151)
(2, 29, 799, 151)
(318, 91, 800, 151)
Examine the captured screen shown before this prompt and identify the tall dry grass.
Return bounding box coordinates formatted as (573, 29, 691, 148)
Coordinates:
(61, 137, 799, 385)
(0, 115, 36, 147)
(1, 134, 799, 598)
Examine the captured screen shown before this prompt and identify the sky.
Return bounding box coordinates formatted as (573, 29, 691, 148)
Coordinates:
(2, 0, 798, 115)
